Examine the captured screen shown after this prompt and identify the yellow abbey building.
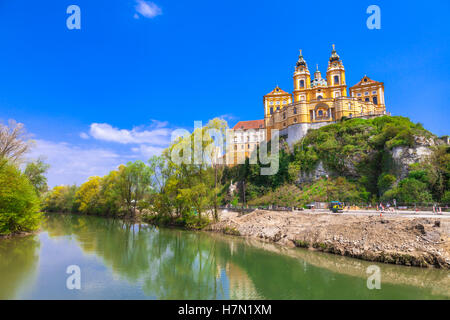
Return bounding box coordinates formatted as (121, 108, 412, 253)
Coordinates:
(264, 45, 388, 146)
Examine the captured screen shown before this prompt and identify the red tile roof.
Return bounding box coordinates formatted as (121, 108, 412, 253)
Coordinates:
(232, 120, 265, 130)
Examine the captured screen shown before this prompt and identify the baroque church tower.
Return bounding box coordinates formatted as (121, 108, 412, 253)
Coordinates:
(263, 45, 388, 146)
(293, 50, 311, 102)
(326, 44, 347, 98)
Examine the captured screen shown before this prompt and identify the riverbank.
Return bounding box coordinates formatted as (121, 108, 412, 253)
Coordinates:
(207, 210, 450, 269)
(0, 231, 36, 240)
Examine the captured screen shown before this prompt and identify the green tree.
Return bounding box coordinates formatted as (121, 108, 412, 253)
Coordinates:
(117, 161, 154, 217)
(442, 191, 450, 204)
(377, 173, 397, 196)
(44, 185, 78, 213)
(382, 178, 433, 204)
(0, 162, 42, 234)
(98, 169, 121, 216)
(75, 176, 102, 214)
(24, 158, 50, 196)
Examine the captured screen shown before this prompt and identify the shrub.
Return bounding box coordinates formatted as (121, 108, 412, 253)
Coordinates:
(0, 163, 42, 234)
(382, 178, 433, 204)
(377, 173, 397, 195)
(442, 191, 450, 204)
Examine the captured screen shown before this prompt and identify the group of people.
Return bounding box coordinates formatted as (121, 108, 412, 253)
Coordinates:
(378, 202, 396, 213)
(377, 202, 445, 214)
(433, 204, 443, 214)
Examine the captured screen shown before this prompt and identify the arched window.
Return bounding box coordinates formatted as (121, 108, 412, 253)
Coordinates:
(293, 107, 297, 115)
(334, 76, 340, 85)
(373, 96, 378, 105)
(270, 107, 273, 114)
(283, 112, 286, 120)
(300, 80, 305, 88)
(318, 110, 323, 117)
(317, 95, 323, 100)
(365, 98, 370, 102)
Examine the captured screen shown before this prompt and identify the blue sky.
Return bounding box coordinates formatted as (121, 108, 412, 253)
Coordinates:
(0, 0, 449, 186)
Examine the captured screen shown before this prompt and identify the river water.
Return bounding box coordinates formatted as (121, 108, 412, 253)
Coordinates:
(0, 214, 448, 300)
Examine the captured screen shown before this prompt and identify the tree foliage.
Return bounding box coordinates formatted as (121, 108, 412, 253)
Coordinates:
(0, 162, 42, 234)
(24, 158, 50, 196)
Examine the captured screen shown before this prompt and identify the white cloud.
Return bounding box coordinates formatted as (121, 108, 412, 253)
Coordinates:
(79, 132, 90, 139)
(134, 0, 162, 19)
(217, 114, 237, 123)
(89, 122, 171, 146)
(27, 140, 127, 187)
(24, 120, 176, 187)
(131, 145, 165, 158)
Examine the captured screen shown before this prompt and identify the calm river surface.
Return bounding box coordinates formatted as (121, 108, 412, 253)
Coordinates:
(0, 214, 449, 300)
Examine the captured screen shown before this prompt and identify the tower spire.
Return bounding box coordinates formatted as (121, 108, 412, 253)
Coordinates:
(314, 64, 322, 80)
(296, 49, 307, 68)
(330, 44, 340, 62)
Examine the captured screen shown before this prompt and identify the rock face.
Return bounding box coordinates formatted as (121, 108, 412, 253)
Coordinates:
(296, 135, 437, 184)
(298, 161, 330, 184)
(281, 122, 332, 148)
(390, 136, 436, 179)
(209, 210, 450, 269)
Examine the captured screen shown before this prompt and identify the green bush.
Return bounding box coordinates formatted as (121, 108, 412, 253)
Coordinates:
(442, 191, 450, 204)
(382, 178, 433, 204)
(0, 163, 42, 235)
(377, 173, 397, 195)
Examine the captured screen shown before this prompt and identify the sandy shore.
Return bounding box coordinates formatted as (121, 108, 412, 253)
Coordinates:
(207, 210, 450, 269)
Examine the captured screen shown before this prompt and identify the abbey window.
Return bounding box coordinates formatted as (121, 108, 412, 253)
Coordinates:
(373, 96, 378, 105)
(334, 76, 340, 85)
(300, 80, 305, 88)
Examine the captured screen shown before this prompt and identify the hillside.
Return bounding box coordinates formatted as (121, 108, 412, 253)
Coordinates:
(223, 116, 450, 207)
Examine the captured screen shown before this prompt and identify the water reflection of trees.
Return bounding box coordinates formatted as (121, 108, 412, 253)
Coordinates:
(0, 235, 40, 299)
(43, 214, 449, 300)
(45, 214, 232, 299)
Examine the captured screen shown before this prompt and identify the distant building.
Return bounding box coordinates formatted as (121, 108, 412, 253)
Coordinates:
(264, 45, 388, 146)
(227, 120, 265, 166)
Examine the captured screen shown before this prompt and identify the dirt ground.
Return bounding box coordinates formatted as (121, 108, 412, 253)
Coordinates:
(207, 209, 450, 269)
